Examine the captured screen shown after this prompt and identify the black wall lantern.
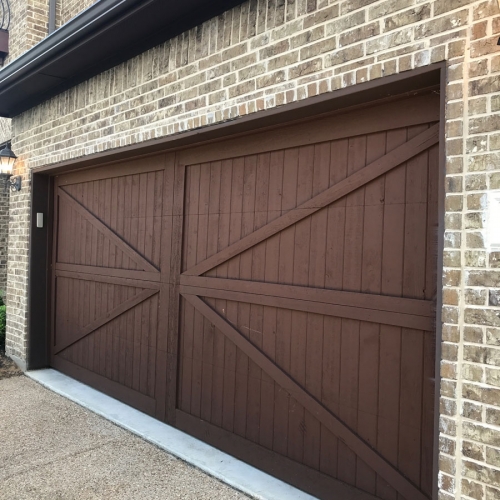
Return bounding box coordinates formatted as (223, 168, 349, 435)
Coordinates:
(0, 144, 21, 191)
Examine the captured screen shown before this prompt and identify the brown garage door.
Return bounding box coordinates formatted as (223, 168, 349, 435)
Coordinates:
(51, 92, 440, 500)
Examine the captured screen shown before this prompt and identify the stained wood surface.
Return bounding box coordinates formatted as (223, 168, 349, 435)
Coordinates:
(177, 105, 439, 500)
(176, 409, 380, 500)
(183, 293, 427, 500)
(51, 166, 167, 403)
(50, 94, 439, 500)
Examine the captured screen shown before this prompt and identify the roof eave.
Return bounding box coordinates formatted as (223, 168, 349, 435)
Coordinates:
(0, 0, 245, 117)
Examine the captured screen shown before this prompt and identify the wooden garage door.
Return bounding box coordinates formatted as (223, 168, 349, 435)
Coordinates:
(51, 92, 440, 500)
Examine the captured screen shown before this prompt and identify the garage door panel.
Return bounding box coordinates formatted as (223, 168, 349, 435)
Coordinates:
(179, 294, 426, 498)
(51, 95, 439, 500)
(54, 278, 142, 339)
(182, 294, 431, 489)
(54, 284, 160, 396)
(61, 173, 164, 271)
(57, 189, 160, 274)
(185, 124, 438, 280)
(54, 279, 158, 352)
(203, 202, 361, 287)
(52, 164, 167, 408)
(200, 162, 435, 302)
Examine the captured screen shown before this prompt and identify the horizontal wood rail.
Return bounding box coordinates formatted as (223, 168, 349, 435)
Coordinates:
(57, 154, 166, 187)
(180, 283, 433, 331)
(180, 276, 433, 316)
(178, 94, 439, 165)
(55, 265, 161, 286)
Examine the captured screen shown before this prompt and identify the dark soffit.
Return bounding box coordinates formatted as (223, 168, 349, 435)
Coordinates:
(0, 0, 246, 117)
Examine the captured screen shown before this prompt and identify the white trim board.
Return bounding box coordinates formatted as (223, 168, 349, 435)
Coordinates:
(26, 369, 318, 500)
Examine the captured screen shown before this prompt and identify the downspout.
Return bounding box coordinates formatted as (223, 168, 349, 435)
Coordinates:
(48, 0, 56, 33)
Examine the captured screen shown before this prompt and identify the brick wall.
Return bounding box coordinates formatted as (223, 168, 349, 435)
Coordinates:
(0, 187, 9, 295)
(5, 1, 500, 499)
(0, 118, 11, 297)
(6, 0, 49, 63)
(57, 0, 98, 27)
(0, 119, 11, 144)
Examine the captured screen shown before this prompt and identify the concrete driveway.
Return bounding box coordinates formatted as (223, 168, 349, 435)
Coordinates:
(0, 376, 249, 500)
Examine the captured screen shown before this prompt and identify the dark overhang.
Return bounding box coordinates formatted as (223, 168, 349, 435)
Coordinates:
(0, 0, 245, 117)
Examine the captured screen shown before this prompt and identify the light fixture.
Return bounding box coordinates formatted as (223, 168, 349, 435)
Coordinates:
(0, 144, 21, 191)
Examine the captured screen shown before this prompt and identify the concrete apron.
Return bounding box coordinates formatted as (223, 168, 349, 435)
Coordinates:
(27, 369, 318, 500)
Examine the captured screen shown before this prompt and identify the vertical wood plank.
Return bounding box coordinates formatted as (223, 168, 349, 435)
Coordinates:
(145, 171, 155, 265)
(246, 152, 269, 444)
(193, 163, 210, 418)
(398, 125, 428, 489)
(274, 147, 297, 456)
(320, 137, 348, 481)
(111, 286, 121, 383)
(212, 160, 229, 428)
(421, 143, 439, 496)
(156, 155, 172, 421)
(260, 151, 281, 449)
(148, 292, 158, 397)
(303, 141, 329, 471)
(320, 317, 341, 479)
(110, 179, 120, 383)
(140, 291, 150, 394)
(84, 182, 94, 370)
(377, 127, 407, 500)
(137, 173, 147, 262)
(398, 327, 424, 487)
(152, 170, 163, 269)
(288, 145, 314, 465)
(116, 178, 127, 385)
(201, 162, 221, 423)
(235, 154, 257, 439)
(125, 285, 134, 389)
(132, 297, 142, 392)
(166, 158, 186, 424)
(421, 331, 436, 497)
(222, 158, 243, 432)
(87, 182, 98, 371)
(179, 164, 197, 413)
(226, 157, 244, 279)
(123, 175, 133, 270)
(356, 131, 386, 494)
(73, 184, 83, 367)
(130, 174, 140, 271)
(338, 134, 366, 487)
(97, 181, 107, 376)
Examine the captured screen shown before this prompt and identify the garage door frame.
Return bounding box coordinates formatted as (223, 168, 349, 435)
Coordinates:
(27, 62, 446, 500)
